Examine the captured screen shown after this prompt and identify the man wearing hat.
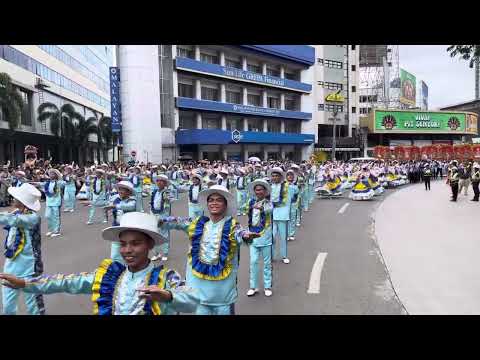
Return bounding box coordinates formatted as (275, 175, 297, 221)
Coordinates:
(127, 166, 144, 212)
(246, 179, 274, 297)
(62, 165, 77, 212)
(159, 185, 260, 315)
(104, 181, 137, 261)
(268, 167, 295, 264)
(11, 170, 26, 188)
(450, 167, 460, 202)
(86, 168, 109, 225)
(423, 163, 432, 191)
(291, 164, 305, 228)
(31, 168, 65, 237)
(217, 168, 232, 190)
(168, 165, 181, 201)
(0, 183, 45, 314)
(150, 174, 175, 262)
(177, 172, 204, 219)
(0, 212, 200, 315)
(471, 164, 480, 201)
(286, 169, 300, 241)
(234, 168, 248, 216)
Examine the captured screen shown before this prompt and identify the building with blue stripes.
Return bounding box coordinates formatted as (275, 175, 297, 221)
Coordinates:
(117, 45, 316, 163)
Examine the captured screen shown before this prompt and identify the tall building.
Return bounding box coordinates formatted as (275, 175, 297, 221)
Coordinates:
(313, 45, 360, 160)
(118, 45, 316, 163)
(0, 45, 114, 164)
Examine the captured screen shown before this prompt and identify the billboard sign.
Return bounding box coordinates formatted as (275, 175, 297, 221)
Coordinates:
(373, 110, 478, 134)
(400, 69, 416, 106)
(109, 67, 122, 134)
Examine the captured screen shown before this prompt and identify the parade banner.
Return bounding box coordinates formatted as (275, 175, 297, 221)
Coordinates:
(411, 146, 420, 161)
(374, 110, 471, 133)
(394, 146, 405, 161)
(453, 145, 465, 161)
(400, 69, 416, 106)
(109, 67, 122, 134)
(464, 144, 473, 160)
(472, 145, 480, 159)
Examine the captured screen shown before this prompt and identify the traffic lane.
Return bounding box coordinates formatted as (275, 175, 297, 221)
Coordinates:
(375, 180, 480, 314)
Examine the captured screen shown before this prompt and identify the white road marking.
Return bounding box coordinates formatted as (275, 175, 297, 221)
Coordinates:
(307, 252, 328, 294)
(338, 202, 350, 214)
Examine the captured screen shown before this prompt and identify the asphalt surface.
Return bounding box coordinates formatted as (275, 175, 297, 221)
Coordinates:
(0, 187, 405, 315)
(376, 178, 480, 314)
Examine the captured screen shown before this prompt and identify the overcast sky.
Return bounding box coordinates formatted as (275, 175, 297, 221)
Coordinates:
(399, 45, 475, 110)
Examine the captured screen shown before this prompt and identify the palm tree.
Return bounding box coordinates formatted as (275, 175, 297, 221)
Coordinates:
(0, 72, 25, 131)
(97, 115, 113, 162)
(37, 102, 77, 162)
(70, 113, 98, 165)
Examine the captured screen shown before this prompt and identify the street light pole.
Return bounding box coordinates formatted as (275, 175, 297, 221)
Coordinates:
(332, 109, 338, 161)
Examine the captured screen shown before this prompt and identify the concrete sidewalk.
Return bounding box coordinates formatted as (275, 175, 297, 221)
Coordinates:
(375, 179, 480, 314)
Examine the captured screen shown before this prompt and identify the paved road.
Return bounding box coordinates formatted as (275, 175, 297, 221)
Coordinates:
(1, 188, 405, 315)
(376, 179, 480, 315)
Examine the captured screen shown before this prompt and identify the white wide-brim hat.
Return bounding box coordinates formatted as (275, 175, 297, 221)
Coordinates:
(267, 167, 285, 180)
(219, 168, 229, 176)
(286, 169, 297, 182)
(290, 164, 300, 170)
(116, 181, 134, 194)
(198, 185, 236, 217)
(8, 183, 42, 212)
(95, 169, 106, 175)
(191, 173, 203, 182)
(15, 171, 26, 177)
(154, 174, 170, 184)
(48, 169, 62, 179)
(248, 179, 271, 196)
(102, 212, 167, 245)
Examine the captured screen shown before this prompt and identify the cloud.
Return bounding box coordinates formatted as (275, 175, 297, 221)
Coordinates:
(399, 45, 475, 109)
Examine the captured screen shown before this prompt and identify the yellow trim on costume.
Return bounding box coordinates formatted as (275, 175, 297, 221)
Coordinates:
(151, 267, 168, 315)
(11, 229, 26, 260)
(91, 258, 113, 315)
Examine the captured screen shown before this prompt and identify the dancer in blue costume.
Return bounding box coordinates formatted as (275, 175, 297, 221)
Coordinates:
(159, 185, 260, 315)
(86, 168, 109, 225)
(104, 181, 137, 262)
(31, 168, 65, 238)
(0, 212, 200, 315)
(245, 179, 274, 298)
(177, 173, 204, 219)
(286, 170, 300, 241)
(62, 165, 77, 213)
(234, 168, 248, 216)
(0, 184, 45, 314)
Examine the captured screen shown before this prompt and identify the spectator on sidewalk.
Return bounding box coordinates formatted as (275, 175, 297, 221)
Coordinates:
(471, 164, 480, 202)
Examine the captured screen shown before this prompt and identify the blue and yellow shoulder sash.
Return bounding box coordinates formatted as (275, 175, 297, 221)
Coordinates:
(3, 210, 27, 260)
(247, 199, 271, 237)
(91, 259, 167, 315)
(187, 216, 237, 281)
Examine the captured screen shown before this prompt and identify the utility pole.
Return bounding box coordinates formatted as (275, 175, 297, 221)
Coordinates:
(382, 55, 390, 109)
(332, 109, 338, 161)
(475, 58, 479, 100)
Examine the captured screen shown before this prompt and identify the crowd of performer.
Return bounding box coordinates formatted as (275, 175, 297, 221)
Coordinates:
(0, 155, 476, 315)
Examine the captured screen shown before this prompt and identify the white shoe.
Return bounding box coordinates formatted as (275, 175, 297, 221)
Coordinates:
(86, 221, 93, 225)
(246, 289, 258, 297)
(46, 232, 52, 237)
(69, 209, 74, 213)
(63, 209, 69, 213)
(296, 223, 301, 227)
(50, 233, 61, 238)
(102, 220, 108, 223)
(161, 256, 168, 261)
(264, 289, 273, 297)
(282, 258, 290, 264)
(289, 237, 295, 241)
(88, 204, 92, 207)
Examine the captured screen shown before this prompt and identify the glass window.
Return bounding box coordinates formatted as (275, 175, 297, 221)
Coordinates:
(351, 65, 356, 71)
(266, 68, 279, 77)
(352, 106, 356, 113)
(179, 111, 195, 129)
(225, 59, 241, 69)
(284, 72, 298, 81)
(226, 117, 240, 131)
(202, 114, 220, 129)
(324, 59, 343, 69)
(351, 85, 356, 92)
(285, 98, 297, 111)
(226, 91, 241, 104)
(285, 120, 300, 133)
(267, 119, 280, 132)
(267, 97, 279, 109)
(248, 118, 263, 132)
(177, 47, 193, 59)
(178, 83, 194, 98)
(247, 94, 261, 107)
(201, 87, 219, 101)
(247, 64, 261, 74)
(318, 104, 324, 111)
(200, 53, 219, 64)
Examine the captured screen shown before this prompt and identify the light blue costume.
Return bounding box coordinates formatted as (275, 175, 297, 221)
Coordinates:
(235, 175, 248, 216)
(287, 181, 300, 239)
(40, 180, 65, 234)
(307, 168, 316, 205)
(246, 198, 273, 290)
(270, 181, 295, 260)
(294, 174, 306, 226)
(150, 187, 174, 258)
(129, 174, 144, 212)
(168, 170, 181, 201)
(62, 174, 77, 212)
(177, 182, 204, 218)
(109, 195, 137, 262)
(22, 258, 200, 315)
(161, 215, 250, 315)
(0, 210, 45, 315)
(88, 177, 108, 224)
(84, 174, 93, 202)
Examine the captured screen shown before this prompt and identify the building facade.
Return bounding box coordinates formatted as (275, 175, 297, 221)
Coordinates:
(313, 45, 360, 160)
(118, 45, 316, 163)
(0, 45, 114, 165)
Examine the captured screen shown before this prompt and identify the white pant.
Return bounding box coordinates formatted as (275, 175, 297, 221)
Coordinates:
(458, 179, 470, 195)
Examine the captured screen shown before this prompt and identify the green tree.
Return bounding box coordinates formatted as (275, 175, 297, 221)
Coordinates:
(70, 113, 98, 166)
(37, 102, 77, 162)
(447, 45, 480, 68)
(97, 115, 114, 162)
(0, 72, 26, 131)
